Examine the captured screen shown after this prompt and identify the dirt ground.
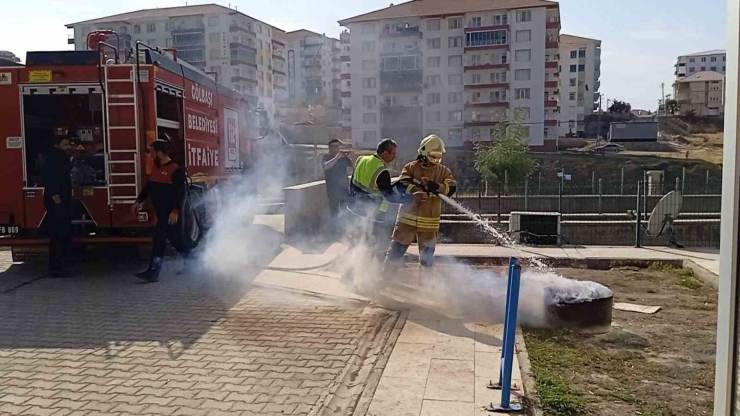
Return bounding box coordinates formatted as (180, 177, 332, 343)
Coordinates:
(524, 265, 717, 416)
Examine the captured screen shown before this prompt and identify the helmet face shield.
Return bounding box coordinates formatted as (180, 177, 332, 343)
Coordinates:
(427, 151, 443, 164)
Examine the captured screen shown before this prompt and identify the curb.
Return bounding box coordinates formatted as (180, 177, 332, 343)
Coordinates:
(684, 259, 719, 289)
(515, 327, 543, 416)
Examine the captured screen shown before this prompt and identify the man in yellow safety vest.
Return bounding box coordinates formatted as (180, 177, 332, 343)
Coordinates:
(383, 134, 457, 270)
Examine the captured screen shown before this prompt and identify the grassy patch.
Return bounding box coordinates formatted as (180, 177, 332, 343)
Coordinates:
(647, 263, 702, 289)
(523, 329, 589, 416)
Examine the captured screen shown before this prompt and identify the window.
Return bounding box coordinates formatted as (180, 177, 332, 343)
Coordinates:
(362, 42, 375, 52)
(471, 17, 482, 27)
(363, 131, 377, 143)
(147, 39, 157, 47)
(724, 66, 727, 71)
(362, 23, 375, 34)
(449, 17, 462, 29)
(701, 66, 706, 71)
(577, 93, 584, 101)
(516, 30, 531, 43)
(471, 54, 481, 66)
(427, 111, 441, 122)
(448, 36, 463, 48)
(208, 16, 219, 27)
(701, 57, 707, 62)
(165, 22, 173, 31)
(448, 111, 462, 122)
(689, 67, 696, 73)
(448, 92, 462, 103)
(166, 38, 173, 47)
(515, 88, 530, 100)
(426, 75, 441, 86)
(522, 126, 530, 140)
(209, 49, 220, 60)
(490, 72, 506, 83)
(570, 64, 577, 73)
(471, 92, 482, 102)
(492, 14, 508, 25)
(362, 78, 377, 88)
(578, 64, 585, 72)
(490, 90, 507, 102)
(380, 56, 398, 71)
(363, 113, 377, 124)
(448, 129, 462, 142)
(448, 74, 462, 85)
(209, 33, 219, 43)
(711, 66, 717, 71)
(427, 93, 441, 105)
(427, 56, 441, 68)
(448, 55, 462, 67)
(570, 78, 576, 87)
(578, 49, 586, 58)
(470, 73, 482, 84)
(516, 107, 531, 118)
(570, 50, 577, 59)
(515, 50, 531, 62)
(493, 52, 508, 65)
(689, 57, 696, 63)
(258, 40, 263, 49)
(143, 23, 154, 33)
(724, 56, 727, 61)
(514, 69, 531, 81)
(427, 19, 441, 31)
(465, 30, 507, 47)
(569, 92, 576, 101)
(209, 66, 221, 74)
(362, 59, 376, 70)
(517, 10, 532, 22)
(427, 38, 441, 49)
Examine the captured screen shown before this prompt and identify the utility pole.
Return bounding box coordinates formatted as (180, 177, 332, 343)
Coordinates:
(598, 94, 603, 142)
(661, 82, 666, 116)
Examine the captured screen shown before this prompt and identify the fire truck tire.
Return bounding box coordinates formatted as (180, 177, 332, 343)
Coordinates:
(174, 195, 202, 251)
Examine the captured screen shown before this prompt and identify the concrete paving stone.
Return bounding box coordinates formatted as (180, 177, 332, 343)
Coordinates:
(424, 360, 475, 403)
(381, 343, 434, 379)
(420, 399, 476, 416)
(366, 377, 426, 416)
(474, 376, 522, 410)
(432, 337, 475, 361)
(396, 320, 440, 344)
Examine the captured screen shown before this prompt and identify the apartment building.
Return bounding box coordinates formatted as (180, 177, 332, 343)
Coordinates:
(285, 30, 342, 107)
(675, 49, 726, 79)
(557, 34, 601, 136)
(673, 71, 725, 116)
(338, 0, 561, 153)
(340, 30, 352, 141)
(65, 4, 287, 123)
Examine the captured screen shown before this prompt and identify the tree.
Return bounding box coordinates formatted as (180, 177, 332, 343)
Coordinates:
(608, 100, 632, 114)
(666, 99, 679, 115)
(474, 109, 536, 188)
(683, 109, 697, 123)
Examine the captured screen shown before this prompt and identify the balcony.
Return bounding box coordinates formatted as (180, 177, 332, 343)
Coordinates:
(231, 75, 258, 84)
(380, 25, 422, 38)
(546, 21, 560, 29)
(465, 101, 509, 108)
(171, 20, 205, 34)
(272, 67, 286, 76)
(465, 25, 509, 32)
(340, 31, 350, 44)
(230, 42, 257, 54)
(341, 91, 351, 98)
(271, 38, 285, 47)
(173, 32, 205, 48)
(341, 55, 350, 62)
(465, 44, 509, 52)
(464, 63, 509, 72)
(545, 41, 559, 50)
(340, 73, 350, 80)
(230, 25, 256, 36)
(545, 61, 558, 69)
(464, 83, 509, 90)
(68, 35, 75, 45)
(544, 100, 559, 108)
(545, 119, 558, 127)
(545, 81, 558, 88)
(380, 70, 423, 93)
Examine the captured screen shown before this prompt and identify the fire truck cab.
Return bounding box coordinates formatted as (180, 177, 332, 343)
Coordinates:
(0, 38, 265, 260)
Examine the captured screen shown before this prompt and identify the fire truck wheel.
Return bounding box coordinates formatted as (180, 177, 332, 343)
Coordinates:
(174, 196, 202, 251)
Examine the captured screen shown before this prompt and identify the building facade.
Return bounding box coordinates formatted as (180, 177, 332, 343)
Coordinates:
(557, 34, 601, 136)
(673, 71, 725, 116)
(66, 4, 287, 122)
(675, 49, 726, 79)
(285, 30, 342, 107)
(338, 0, 561, 153)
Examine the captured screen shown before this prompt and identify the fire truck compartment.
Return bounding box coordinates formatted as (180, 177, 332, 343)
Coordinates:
(23, 88, 106, 188)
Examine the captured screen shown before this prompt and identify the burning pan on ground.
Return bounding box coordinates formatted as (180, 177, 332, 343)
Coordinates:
(545, 287, 613, 332)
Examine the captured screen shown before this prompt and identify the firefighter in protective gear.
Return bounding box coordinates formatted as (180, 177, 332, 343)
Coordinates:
(384, 134, 456, 270)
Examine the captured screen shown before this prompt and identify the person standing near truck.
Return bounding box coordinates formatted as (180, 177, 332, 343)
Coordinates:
(131, 140, 190, 283)
(322, 139, 353, 232)
(42, 136, 74, 278)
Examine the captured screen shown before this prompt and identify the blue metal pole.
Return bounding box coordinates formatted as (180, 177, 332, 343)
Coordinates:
(497, 257, 518, 386)
(500, 264, 522, 410)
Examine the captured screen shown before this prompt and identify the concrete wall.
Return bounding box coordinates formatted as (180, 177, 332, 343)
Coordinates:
(283, 180, 329, 237)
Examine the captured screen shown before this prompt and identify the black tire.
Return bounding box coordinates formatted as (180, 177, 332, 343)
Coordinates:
(614, 149, 621, 154)
(173, 195, 202, 252)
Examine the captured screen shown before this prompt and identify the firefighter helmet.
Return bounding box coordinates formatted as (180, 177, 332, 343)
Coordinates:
(418, 134, 446, 165)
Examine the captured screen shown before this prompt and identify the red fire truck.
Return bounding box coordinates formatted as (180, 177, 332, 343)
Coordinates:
(0, 34, 266, 260)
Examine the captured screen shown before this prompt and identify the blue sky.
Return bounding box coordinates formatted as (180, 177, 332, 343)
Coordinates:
(1, 0, 726, 111)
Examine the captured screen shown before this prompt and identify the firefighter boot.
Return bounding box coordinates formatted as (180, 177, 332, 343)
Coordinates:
(382, 242, 409, 278)
(135, 257, 163, 283)
(178, 252, 196, 275)
(419, 243, 436, 268)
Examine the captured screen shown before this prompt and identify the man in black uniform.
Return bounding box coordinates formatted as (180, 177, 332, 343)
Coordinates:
(42, 136, 73, 278)
(131, 140, 189, 283)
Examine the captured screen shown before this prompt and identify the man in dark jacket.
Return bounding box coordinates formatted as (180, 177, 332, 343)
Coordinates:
(131, 140, 190, 283)
(42, 137, 74, 278)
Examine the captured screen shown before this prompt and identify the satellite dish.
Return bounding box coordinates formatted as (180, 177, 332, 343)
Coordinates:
(645, 191, 684, 248)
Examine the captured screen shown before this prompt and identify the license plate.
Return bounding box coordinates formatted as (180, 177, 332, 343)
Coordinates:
(0, 226, 20, 235)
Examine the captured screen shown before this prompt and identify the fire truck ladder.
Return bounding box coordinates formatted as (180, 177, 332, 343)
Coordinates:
(104, 65, 141, 205)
